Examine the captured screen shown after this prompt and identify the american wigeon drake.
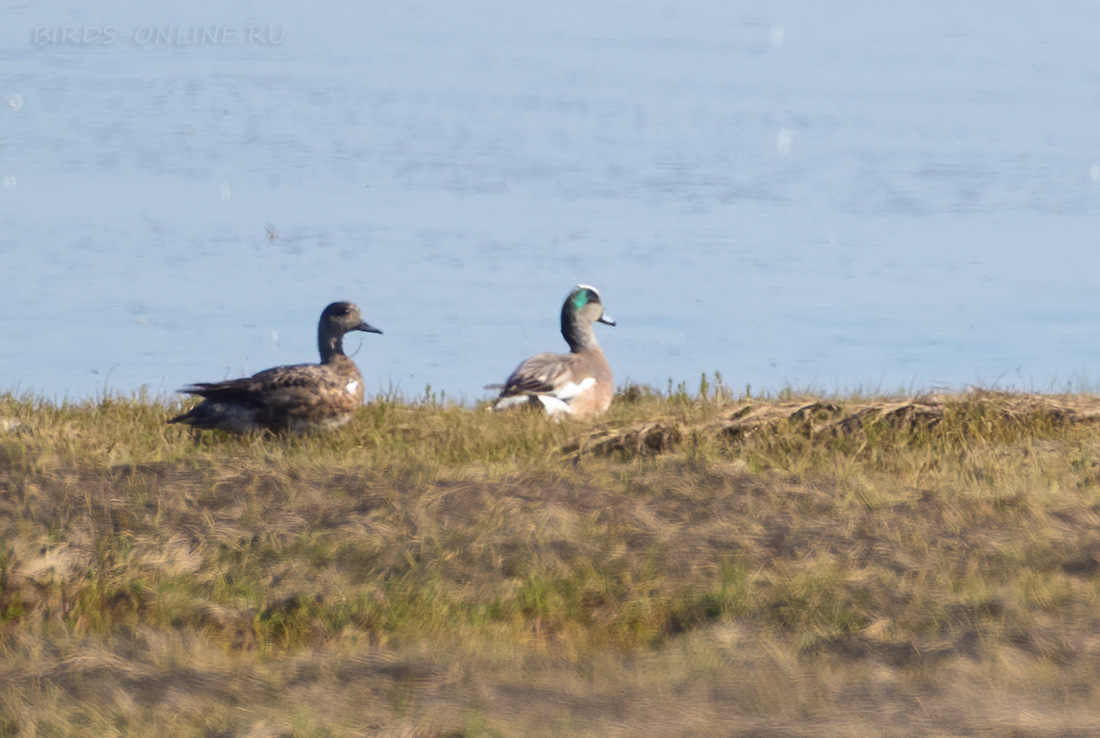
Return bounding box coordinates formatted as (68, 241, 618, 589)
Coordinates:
(489, 285, 615, 418)
(169, 301, 382, 433)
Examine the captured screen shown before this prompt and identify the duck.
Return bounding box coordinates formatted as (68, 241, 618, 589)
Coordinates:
(169, 301, 382, 433)
(489, 285, 615, 418)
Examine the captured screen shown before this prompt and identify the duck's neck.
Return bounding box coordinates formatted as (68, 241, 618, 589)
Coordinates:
(561, 312, 597, 353)
(318, 330, 345, 364)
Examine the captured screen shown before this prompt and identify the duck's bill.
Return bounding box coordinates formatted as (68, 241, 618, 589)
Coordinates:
(598, 313, 616, 326)
(357, 321, 383, 335)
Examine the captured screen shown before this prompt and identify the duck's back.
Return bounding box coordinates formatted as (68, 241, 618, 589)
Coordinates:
(174, 356, 364, 432)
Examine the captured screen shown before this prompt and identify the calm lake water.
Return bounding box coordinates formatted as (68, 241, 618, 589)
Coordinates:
(3, 1, 1100, 402)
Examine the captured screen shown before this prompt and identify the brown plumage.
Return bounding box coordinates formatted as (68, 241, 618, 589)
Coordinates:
(490, 285, 615, 418)
(169, 302, 382, 433)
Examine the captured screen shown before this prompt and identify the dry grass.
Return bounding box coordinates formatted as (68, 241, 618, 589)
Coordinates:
(4, 386, 1100, 736)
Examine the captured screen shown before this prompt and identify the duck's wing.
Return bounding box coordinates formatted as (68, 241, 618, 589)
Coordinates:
(499, 352, 593, 400)
(180, 363, 336, 409)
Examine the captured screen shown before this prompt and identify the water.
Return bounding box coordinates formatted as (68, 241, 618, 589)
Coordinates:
(3, 1, 1100, 402)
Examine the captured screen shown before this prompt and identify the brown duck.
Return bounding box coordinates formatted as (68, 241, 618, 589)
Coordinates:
(169, 301, 382, 433)
(489, 285, 615, 418)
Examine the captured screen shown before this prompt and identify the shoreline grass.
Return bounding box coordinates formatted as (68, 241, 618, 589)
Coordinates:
(3, 387, 1100, 736)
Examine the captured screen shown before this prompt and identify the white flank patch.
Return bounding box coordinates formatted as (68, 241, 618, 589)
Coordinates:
(491, 395, 529, 412)
(553, 376, 595, 400)
(345, 379, 360, 395)
(537, 396, 573, 416)
(491, 394, 575, 417)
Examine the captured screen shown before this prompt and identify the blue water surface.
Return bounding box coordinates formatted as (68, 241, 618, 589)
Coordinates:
(2, 1, 1099, 401)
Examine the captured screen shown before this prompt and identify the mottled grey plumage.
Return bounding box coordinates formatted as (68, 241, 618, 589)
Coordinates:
(490, 285, 615, 418)
(169, 302, 382, 433)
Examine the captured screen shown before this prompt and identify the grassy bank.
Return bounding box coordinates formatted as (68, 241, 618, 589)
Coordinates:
(3, 387, 1100, 736)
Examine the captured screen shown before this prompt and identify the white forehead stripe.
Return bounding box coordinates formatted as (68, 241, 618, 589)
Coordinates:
(575, 283, 600, 298)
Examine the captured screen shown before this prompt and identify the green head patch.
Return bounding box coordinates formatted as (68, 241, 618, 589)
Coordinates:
(569, 286, 599, 312)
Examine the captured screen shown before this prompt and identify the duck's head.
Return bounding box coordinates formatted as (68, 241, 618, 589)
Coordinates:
(561, 285, 614, 350)
(321, 301, 383, 337)
(318, 302, 382, 361)
(564, 285, 615, 326)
